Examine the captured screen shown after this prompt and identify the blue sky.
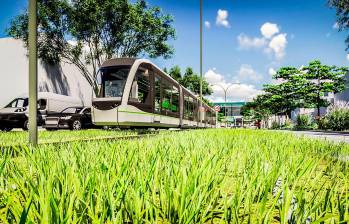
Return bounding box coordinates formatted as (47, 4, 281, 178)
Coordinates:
(1, 0, 348, 101)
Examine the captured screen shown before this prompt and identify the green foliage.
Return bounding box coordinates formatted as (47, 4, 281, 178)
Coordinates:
(0, 129, 137, 146)
(325, 108, 349, 131)
(241, 94, 272, 122)
(271, 120, 280, 129)
(318, 117, 330, 130)
(295, 114, 313, 130)
(329, 0, 349, 49)
(7, 0, 176, 92)
(246, 60, 348, 123)
(181, 67, 212, 95)
(301, 60, 348, 116)
(166, 66, 212, 96)
(168, 65, 182, 82)
(1, 129, 349, 222)
(217, 112, 224, 122)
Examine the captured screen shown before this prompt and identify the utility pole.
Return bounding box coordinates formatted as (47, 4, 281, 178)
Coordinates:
(199, 0, 203, 123)
(29, 0, 38, 145)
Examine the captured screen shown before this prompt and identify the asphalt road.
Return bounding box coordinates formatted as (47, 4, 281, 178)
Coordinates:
(289, 130, 349, 144)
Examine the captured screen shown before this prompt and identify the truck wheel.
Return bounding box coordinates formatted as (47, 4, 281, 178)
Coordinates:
(71, 120, 82, 131)
(23, 120, 29, 131)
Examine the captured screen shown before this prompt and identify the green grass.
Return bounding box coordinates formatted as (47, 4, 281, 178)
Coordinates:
(0, 129, 138, 146)
(0, 129, 349, 223)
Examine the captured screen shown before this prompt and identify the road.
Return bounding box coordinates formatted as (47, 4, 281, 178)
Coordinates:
(288, 130, 349, 144)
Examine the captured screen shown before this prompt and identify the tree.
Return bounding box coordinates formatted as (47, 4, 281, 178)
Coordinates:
(181, 67, 212, 95)
(245, 60, 348, 123)
(241, 94, 272, 126)
(301, 60, 348, 117)
(7, 0, 176, 93)
(263, 66, 308, 118)
(169, 65, 182, 82)
(329, 0, 349, 49)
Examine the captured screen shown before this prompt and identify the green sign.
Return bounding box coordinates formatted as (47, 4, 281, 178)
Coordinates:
(213, 102, 246, 107)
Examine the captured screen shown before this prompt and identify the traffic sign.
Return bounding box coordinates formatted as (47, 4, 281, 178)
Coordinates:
(214, 105, 220, 112)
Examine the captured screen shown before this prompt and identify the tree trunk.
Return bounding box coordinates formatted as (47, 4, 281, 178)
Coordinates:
(317, 106, 321, 118)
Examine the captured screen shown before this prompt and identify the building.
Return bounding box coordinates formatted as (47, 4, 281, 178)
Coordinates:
(0, 37, 92, 107)
(212, 102, 246, 126)
(335, 72, 349, 103)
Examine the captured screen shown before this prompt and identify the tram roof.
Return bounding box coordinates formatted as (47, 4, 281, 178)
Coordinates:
(101, 58, 138, 68)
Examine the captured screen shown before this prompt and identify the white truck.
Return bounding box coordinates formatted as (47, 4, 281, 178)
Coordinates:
(0, 92, 84, 131)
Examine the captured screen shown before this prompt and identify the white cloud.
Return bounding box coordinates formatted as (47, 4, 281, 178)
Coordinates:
(68, 39, 90, 52)
(346, 54, 349, 61)
(236, 64, 263, 82)
(216, 9, 230, 28)
(67, 40, 77, 46)
(260, 22, 279, 39)
(333, 22, 339, 30)
(237, 22, 288, 60)
(237, 34, 266, 49)
(205, 21, 211, 29)
(268, 33, 287, 60)
(204, 69, 262, 102)
(269, 68, 277, 76)
(205, 68, 225, 84)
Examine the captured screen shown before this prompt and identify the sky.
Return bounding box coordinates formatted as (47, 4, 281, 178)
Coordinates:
(1, 0, 349, 102)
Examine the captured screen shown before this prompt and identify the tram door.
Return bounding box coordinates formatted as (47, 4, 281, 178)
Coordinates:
(154, 75, 161, 124)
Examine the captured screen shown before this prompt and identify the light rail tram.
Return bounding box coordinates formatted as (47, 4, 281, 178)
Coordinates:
(92, 58, 216, 128)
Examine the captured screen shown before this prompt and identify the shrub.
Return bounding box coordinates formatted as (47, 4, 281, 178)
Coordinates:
(271, 120, 280, 129)
(295, 114, 313, 130)
(326, 108, 349, 131)
(281, 119, 293, 129)
(318, 117, 329, 130)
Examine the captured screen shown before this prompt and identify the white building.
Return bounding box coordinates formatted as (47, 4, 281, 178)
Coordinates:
(0, 37, 92, 107)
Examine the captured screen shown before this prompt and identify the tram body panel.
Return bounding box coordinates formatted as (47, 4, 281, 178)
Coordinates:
(92, 100, 119, 126)
(117, 105, 180, 127)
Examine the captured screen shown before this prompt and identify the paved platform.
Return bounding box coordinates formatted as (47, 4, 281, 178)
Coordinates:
(289, 130, 349, 144)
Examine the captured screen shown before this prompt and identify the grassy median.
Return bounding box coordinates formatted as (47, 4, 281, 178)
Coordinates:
(0, 129, 348, 223)
(0, 129, 138, 146)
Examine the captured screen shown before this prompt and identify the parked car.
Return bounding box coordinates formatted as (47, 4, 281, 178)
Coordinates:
(0, 92, 84, 131)
(43, 107, 94, 130)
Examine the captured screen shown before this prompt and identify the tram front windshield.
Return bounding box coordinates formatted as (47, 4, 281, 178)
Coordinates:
(99, 66, 131, 98)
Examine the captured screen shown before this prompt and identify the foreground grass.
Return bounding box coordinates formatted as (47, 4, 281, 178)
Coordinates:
(0, 129, 137, 146)
(0, 129, 349, 223)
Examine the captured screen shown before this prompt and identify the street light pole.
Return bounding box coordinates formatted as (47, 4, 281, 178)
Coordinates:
(29, 0, 38, 145)
(199, 0, 203, 123)
(211, 83, 239, 117)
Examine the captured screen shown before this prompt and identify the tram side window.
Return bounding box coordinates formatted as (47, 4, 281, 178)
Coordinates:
(154, 76, 161, 113)
(189, 97, 195, 120)
(129, 68, 151, 105)
(162, 81, 172, 113)
(171, 86, 179, 113)
(184, 95, 190, 120)
(193, 99, 199, 121)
